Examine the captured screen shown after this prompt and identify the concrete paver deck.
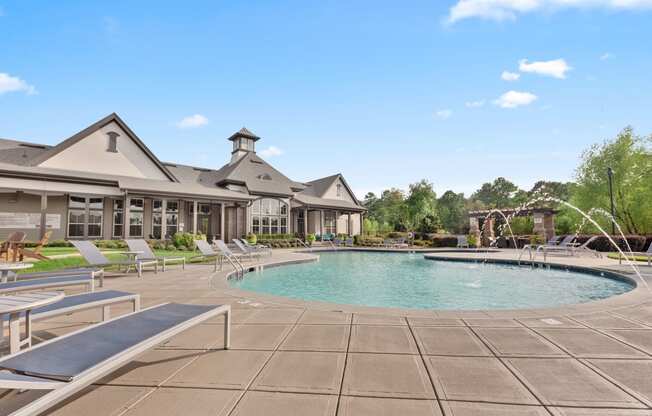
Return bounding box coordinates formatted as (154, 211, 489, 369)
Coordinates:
(1, 248, 651, 415)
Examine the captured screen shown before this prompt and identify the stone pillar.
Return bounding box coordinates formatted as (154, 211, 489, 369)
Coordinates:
(481, 216, 495, 247)
(533, 212, 546, 241)
(469, 216, 480, 247)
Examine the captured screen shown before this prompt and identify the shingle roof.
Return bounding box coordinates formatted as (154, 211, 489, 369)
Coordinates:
(212, 152, 302, 196)
(301, 173, 341, 197)
(291, 194, 365, 212)
(0, 139, 51, 166)
(227, 127, 260, 142)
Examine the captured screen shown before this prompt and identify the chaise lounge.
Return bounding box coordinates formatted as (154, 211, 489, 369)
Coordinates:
(71, 240, 158, 278)
(0, 302, 230, 416)
(125, 239, 186, 272)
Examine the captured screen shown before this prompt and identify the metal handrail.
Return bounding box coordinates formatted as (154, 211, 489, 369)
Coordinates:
(294, 238, 312, 251)
(222, 252, 245, 278)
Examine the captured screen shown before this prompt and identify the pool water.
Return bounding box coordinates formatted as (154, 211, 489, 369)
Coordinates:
(229, 252, 634, 310)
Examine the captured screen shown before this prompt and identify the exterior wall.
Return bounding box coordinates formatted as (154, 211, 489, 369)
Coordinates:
(40, 121, 169, 180)
(322, 177, 356, 204)
(308, 211, 321, 235)
(0, 193, 68, 240)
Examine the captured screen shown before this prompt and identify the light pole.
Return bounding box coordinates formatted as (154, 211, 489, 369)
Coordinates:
(607, 167, 615, 235)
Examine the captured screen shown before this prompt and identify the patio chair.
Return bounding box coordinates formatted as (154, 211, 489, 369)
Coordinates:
(70, 240, 158, 278)
(0, 302, 230, 416)
(457, 235, 470, 248)
(125, 239, 186, 272)
(191, 239, 221, 271)
(345, 237, 354, 247)
(541, 235, 601, 260)
(383, 238, 394, 248)
(0, 232, 27, 262)
(213, 239, 252, 263)
(232, 239, 263, 260)
(20, 230, 52, 261)
(394, 238, 409, 249)
(240, 238, 272, 256)
(333, 237, 343, 246)
(618, 242, 652, 266)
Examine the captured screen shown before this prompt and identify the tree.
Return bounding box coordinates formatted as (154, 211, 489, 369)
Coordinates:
(438, 190, 467, 233)
(405, 180, 439, 231)
(373, 188, 408, 230)
(572, 127, 652, 234)
(471, 177, 521, 208)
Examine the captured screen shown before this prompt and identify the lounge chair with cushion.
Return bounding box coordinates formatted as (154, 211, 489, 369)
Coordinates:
(457, 235, 470, 248)
(125, 239, 186, 272)
(0, 302, 230, 416)
(70, 241, 158, 278)
(192, 239, 222, 271)
(240, 239, 272, 256)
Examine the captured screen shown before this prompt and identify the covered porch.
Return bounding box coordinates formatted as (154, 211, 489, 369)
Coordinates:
(291, 205, 364, 239)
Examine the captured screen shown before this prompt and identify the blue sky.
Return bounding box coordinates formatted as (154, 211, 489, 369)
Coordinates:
(1, 0, 651, 197)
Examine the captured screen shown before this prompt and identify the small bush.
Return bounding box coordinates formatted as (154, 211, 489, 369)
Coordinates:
(429, 236, 458, 248)
(467, 233, 478, 247)
(46, 240, 73, 247)
(575, 234, 647, 252)
(172, 232, 204, 249)
(246, 233, 257, 245)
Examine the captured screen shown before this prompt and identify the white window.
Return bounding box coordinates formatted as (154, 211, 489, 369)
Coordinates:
(324, 211, 337, 235)
(113, 199, 124, 238)
(251, 198, 288, 235)
(68, 196, 103, 238)
(129, 198, 144, 237)
(152, 200, 179, 239)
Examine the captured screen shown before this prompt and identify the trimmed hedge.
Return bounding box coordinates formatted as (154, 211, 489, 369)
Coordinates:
(575, 234, 648, 253)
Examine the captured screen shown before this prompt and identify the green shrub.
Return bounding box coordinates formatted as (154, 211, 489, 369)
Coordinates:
(46, 240, 73, 247)
(172, 232, 203, 249)
(412, 239, 429, 247)
(306, 233, 316, 246)
(246, 233, 257, 245)
(467, 233, 478, 247)
(529, 235, 545, 245)
(429, 236, 458, 248)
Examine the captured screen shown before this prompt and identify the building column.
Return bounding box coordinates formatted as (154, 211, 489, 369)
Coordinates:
(220, 203, 226, 240)
(360, 212, 364, 235)
(335, 211, 339, 234)
(123, 194, 130, 239)
(320, 209, 324, 236)
(192, 200, 198, 234)
(160, 199, 167, 240)
(235, 205, 239, 239)
(303, 208, 308, 237)
(347, 213, 352, 236)
(39, 193, 48, 240)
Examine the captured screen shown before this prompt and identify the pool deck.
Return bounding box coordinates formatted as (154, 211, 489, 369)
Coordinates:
(3, 248, 652, 415)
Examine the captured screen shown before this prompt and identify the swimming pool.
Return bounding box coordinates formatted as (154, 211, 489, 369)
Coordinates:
(229, 251, 634, 310)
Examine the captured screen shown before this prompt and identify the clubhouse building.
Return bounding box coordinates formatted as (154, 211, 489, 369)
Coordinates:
(0, 113, 365, 242)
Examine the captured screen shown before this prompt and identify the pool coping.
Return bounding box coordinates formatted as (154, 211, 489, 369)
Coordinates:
(216, 248, 651, 319)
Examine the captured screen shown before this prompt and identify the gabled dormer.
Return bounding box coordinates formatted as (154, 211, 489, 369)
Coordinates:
(29, 113, 177, 181)
(228, 127, 260, 164)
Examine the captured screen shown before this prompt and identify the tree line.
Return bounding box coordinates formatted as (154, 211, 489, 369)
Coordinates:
(363, 127, 652, 236)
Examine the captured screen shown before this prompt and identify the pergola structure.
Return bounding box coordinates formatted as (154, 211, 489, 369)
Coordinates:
(468, 207, 557, 247)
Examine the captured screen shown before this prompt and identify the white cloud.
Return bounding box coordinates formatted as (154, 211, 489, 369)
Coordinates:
(0, 73, 37, 95)
(435, 109, 453, 119)
(494, 90, 538, 108)
(446, 0, 652, 23)
(176, 114, 208, 128)
(465, 100, 485, 108)
(600, 52, 614, 60)
(519, 58, 571, 79)
(501, 71, 520, 81)
(259, 145, 284, 158)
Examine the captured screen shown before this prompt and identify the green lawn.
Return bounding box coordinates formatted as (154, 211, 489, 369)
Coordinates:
(607, 253, 650, 263)
(19, 249, 204, 274)
(39, 247, 121, 256)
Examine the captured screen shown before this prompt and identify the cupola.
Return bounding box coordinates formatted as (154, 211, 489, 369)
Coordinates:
(228, 127, 260, 164)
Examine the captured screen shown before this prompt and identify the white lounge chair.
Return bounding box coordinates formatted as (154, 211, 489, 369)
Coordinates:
(541, 235, 601, 260)
(240, 239, 272, 256)
(0, 302, 230, 416)
(232, 239, 263, 260)
(125, 239, 186, 272)
(457, 235, 470, 248)
(70, 241, 158, 278)
(192, 240, 221, 271)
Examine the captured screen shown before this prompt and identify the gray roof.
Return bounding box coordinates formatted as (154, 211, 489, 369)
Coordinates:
(212, 152, 304, 197)
(227, 127, 260, 142)
(301, 173, 341, 197)
(0, 138, 51, 166)
(292, 193, 365, 212)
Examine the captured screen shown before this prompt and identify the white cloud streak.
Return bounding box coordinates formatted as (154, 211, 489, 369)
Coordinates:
(176, 114, 209, 128)
(519, 58, 571, 79)
(465, 100, 485, 108)
(446, 0, 652, 23)
(435, 109, 453, 119)
(259, 145, 284, 158)
(501, 71, 520, 81)
(0, 73, 37, 95)
(600, 52, 614, 60)
(494, 90, 538, 108)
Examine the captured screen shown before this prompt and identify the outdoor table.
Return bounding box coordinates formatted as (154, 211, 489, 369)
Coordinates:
(0, 262, 33, 284)
(0, 291, 64, 354)
(120, 250, 144, 273)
